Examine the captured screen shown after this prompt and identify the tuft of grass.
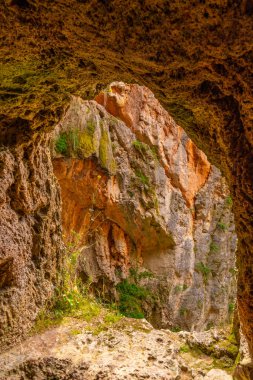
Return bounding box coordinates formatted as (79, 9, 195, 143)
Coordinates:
(104, 312, 122, 324)
(170, 326, 181, 332)
(210, 241, 219, 253)
(132, 140, 147, 153)
(129, 267, 154, 283)
(114, 267, 155, 319)
(217, 222, 227, 231)
(135, 169, 150, 186)
(55, 133, 68, 154)
(195, 262, 211, 284)
(116, 280, 147, 319)
(179, 307, 189, 317)
(89, 312, 122, 336)
(31, 232, 103, 334)
(132, 140, 159, 162)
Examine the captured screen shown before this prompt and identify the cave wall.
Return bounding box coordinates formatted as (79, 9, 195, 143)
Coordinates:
(0, 0, 252, 354)
(0, 133, 62, 351)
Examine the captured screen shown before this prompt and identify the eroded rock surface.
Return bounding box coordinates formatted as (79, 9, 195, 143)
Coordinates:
(0, 134, 62, 351)
(1, 0, 252, 355)
(0, 318, 233, 380)
(52, 83, 237, 331)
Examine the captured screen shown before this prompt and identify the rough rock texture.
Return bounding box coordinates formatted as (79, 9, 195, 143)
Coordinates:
(0, 134, 62, 351)
(0, 317, 233, 380)
(52, 83, 237, 331)
(1, 0, 253, 356)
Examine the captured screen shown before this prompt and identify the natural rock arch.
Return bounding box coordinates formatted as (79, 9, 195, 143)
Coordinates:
(0, 0, 252, 355)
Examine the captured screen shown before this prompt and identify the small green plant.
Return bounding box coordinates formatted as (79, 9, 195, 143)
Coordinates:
(195, 262, 211, 284)
(205, 321, 214, 330)
(31, 231, 103, 334)
(217, 222, 227, 231)
(174, 284, 188, 293)
(179, 307, 189, 317)
(70, 328, 82, 336)
(104, 312, 122, 324)
(129, 267, 154, 282)
(135, 169, 150, 186)
(132, 140, 147, 153)
(228, 302, 235, 314)
(229, 267, 237, 276)
(225, 196, 233, 206)
(55, 133, 68, 154)
(170, 326, 181, 332)
(180, 344, 190, 353)
(116, 267, 155, 320)
(132, 140, 159, 162)
(210, 241, 219, 253)
(116, 279, 151, 319)
(150, 146, 159, 161)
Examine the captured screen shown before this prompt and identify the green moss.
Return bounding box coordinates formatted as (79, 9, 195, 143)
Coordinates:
(150, 146, 159, 161)
(225, 196, 233, 207)
(70, 328, 82, 336)
(229, 267, 237, 276)
(216, 337, 239, 359)
(54, 119, 116, 174)
(104, 312, 122, 324)
(174, 284, 188, 293)
(54, 120, 96, 158)
(89, 312, 122, 335)
(228, 302, 235, 314)
(180, 344, 191, 353)
(78, 120, 96, 157)
(98, 124, 117, 174)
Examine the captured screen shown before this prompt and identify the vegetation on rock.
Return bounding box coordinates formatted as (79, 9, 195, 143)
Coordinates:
(116, 268, 155, 319)
(31, 231, 122, 334)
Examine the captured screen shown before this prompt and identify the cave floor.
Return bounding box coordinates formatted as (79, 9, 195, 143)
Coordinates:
(0, 317, 233, 380)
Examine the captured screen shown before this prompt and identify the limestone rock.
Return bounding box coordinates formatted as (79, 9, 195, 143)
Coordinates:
(0, 317, 230, 380)
(52, 83, 237, 331)
(1, 1, 253, 356)
(204, 369, 232, 380)
(0, 134, 62, 351)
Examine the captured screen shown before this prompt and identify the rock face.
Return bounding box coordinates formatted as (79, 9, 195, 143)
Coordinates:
(0, 134, 62, 351)
(1, 0, 253, 355)
(52, 83, 237, 331)
(0, 317, 233, 380)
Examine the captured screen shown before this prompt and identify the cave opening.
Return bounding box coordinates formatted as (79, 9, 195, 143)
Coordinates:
(51, 81, 238, 336)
